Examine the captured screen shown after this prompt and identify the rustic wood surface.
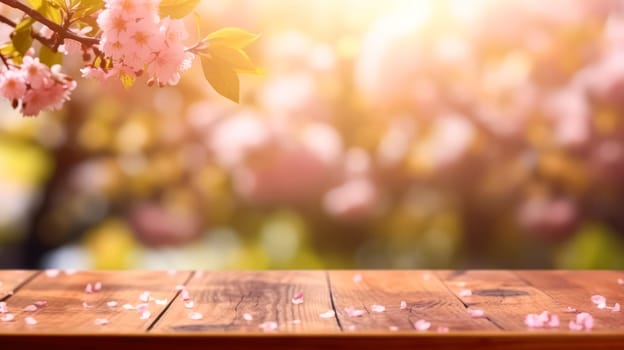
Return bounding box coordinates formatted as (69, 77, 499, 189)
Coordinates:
(0, 270, 622, 349)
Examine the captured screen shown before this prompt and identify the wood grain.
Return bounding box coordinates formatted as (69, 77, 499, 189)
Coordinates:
(328, 270, 499, 332)
(437, 270, 570, 331)
(0, 270, 191, 333)
(0, 270, 37, 300)
(516, 270, 624, 331)
(151, 270, 339, 333)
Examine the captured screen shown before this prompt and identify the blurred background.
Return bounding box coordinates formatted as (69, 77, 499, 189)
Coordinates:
(1, 0, 624, 269)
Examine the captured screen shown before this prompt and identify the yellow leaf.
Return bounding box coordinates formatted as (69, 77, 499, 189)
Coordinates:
(119, 73, 135, 90)
(206, 27, 260, 49)
(200, 56, 239, 103)
(159, 0, 199, 19)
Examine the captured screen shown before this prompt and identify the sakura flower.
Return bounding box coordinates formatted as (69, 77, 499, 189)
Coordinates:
(414, 319, 431, 331)
(524, 311, 560, 328)
(21, 56, 48, 89)
(0, 68, 26, 100)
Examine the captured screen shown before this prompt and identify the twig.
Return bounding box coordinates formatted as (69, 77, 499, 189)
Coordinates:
(0, 0, 98, 47)
(0, 13, 56, 48)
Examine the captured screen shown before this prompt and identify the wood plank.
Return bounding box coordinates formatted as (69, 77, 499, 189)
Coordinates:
(1, 333, 624, 350)
(151, 270, 339, 333)
(328, 270, 499, 332)
(437, 270, 568, 331)
(0, 270, 191, 333)
(516, 270, 624, 331)
(0, 270, 37, 299)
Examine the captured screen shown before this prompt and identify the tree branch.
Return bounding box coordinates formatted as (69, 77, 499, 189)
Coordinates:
(0, 13, 56, 48)
(0, 0, 99, 47)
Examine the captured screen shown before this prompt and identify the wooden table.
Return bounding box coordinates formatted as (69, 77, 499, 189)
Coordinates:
(0, 270, 622, 349)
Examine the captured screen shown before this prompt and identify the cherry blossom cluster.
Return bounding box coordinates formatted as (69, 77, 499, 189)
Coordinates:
(85, 0, 194, 86)
(0, 54, 76, 117)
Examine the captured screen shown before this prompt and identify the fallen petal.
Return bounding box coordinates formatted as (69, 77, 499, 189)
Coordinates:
(140, 311, 151, 320)
(591, 295, 606, 306)
(94, 282, 102, 291)
(25, 317, 37, 325)
(458, 289, 472, 297)
(352, 274, 362, 283)
(319, 310, 336, 318)
(122, 304, 135, 310)
(94, 318, 109, 326)
(1, 313, 14, 322)
(414, 319, 431, 331)
(400, 301, 407, 310)
(85, 283, 93, 294)
(184, 301, 195, 309)
(469, 309, 485, 318)
(23, 305, 37, 312)
(243, 313, 253, 321)
(107, 301, 118, 308)
(259, 321, 278, 332)
(371, 304, 385, 313)
(291, 292, 304, 305)
(189, 312, 203, 320)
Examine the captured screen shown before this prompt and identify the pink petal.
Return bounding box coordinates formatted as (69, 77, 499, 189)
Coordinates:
(352, 274, 362, 283)
(175, 285, 186, 291)
(243, 313, 253, 321)
(34, 301, 47, 308)
(569, 320, 584, 331)
(23, 305, 37, 312)
(459, 289, 472, 297)
(591, 295, 606, 305)
(184, 301, 195, 308)
(617, 278, 624, 285)
(140, 311, 151, 320)
(45, 270, 60, 278)
(0, 302, 7, 313)
(1, 313, 14, 322)
(576, 312, 594, 330)
(389, 326, 399, 331)
(139, 291, 151, 302)
(82, 301, 93, 308)
(371, 304, 385, 313)
(548, 315, 560, 328)
(565, 306, 577, 313)
(344, 306, 366, 317)
(94, 282, 102, 291)
(259, 321, 278, 332)
(181, 289, 191, 301)
(25, 317, 37, 325)
(94, 318, 109, 326)
(612, 303, 620, 312)
(106, 301, 118, 307)
(469, 309, 485, 318)
(154, 298, 168, 305)
(122, 304, 134, 310)
(135, 303, 149, 312)
(437, 326, 450, 333)
(85, 283, 93, 294)
(400, 301, 407, 310)
(319, 310, 335, 318)
(291, 292, 304, 305)
(414, 319, 431, 331)
(188, 312, 203, 320)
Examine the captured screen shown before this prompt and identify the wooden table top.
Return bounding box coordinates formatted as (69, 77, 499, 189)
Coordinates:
(0, 270, 623, 349)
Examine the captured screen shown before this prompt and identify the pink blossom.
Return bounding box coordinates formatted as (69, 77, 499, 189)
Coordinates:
(0, 68, 26, 100)
(569, 312, 594, 331)
(524, 311, 560, 328)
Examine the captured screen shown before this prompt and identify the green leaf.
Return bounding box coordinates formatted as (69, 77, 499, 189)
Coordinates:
(158, 0, 199, 19)
(11, 18, 34, 55)
(119, 72, 136, 90)
(206, 27, 259, 48)
(72, 0, 105, 19)
(201, 56, 239, 103)
(39, 45, 63, 66)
